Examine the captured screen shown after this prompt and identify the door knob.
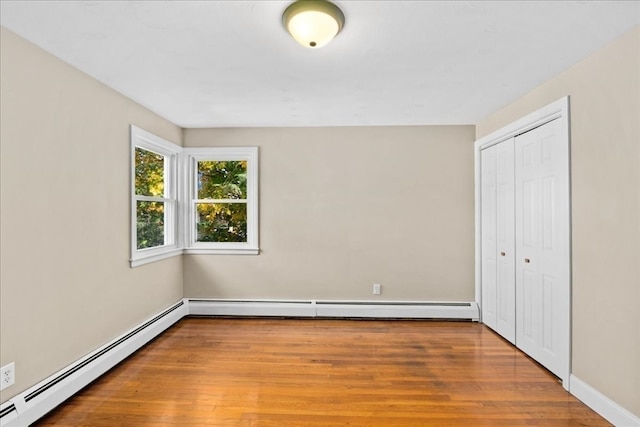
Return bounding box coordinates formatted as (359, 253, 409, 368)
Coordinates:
(524, 258, 530, 263)
(500, 252, 506, 256)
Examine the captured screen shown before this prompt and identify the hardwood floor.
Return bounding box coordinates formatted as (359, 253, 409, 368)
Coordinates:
(35, 318, 610, 426)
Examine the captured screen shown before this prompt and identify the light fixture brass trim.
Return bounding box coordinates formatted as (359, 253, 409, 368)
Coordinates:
(282, 0, 345, 48)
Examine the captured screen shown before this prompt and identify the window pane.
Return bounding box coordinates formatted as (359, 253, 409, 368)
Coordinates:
(137, 201, 165, 249)
(198, 161, 247, 200)
(135, 147, 165, 196)
(196, 203, 247, 242)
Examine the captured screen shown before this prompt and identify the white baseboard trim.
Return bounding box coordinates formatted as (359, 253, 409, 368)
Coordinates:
(188, 299, 480, 320)
(570, 374, 640, 427)
(1, 300, 187, 427)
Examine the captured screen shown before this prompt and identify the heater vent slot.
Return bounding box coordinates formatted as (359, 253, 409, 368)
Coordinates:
(0, 403, 17, 419)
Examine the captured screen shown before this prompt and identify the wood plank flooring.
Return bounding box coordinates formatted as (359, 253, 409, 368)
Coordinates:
(35, 318, 610, 426)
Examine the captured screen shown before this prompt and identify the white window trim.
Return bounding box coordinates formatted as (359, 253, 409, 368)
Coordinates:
(130, 126, 182, 267)
(182, 147, 259, 255)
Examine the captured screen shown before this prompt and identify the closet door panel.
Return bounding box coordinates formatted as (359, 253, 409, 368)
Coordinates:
(495, 139, 515, 343)
(515, 118, 569, 380)
(480, 145, 498, 330)
(516, 153, 541, 357)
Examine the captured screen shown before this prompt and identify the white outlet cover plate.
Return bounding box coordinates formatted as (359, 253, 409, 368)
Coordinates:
(1, 362, 15, 390)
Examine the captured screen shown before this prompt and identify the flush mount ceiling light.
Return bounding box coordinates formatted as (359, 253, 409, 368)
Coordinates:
(282, 0, 345, 48)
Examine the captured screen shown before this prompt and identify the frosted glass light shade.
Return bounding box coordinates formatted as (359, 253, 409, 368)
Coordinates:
(283, 1, 345, 48)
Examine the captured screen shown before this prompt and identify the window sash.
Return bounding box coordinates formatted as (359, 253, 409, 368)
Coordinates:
(130, 126, 181, 267)
(134, 198, 178, 249)
(134, 147, 168, 198)
(184, 147, 259, 254)
(193, 201, 248, 244)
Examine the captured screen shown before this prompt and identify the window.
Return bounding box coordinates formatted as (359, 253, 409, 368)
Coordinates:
(130, 126, 182, 267)
(184, 147, 259, 255)
(130, 127, 259, 265)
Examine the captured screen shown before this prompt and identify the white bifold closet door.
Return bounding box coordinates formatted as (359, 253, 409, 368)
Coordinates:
(481, 138, 516, 344)
(514, 118, 570, 380)
(481, 117, 569, 382)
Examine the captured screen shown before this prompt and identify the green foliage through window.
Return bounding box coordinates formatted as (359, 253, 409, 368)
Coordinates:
(135, 147, 166, 249)
(196, 203, 247, 243)
(135, 148, 164, 196)
(198, 161, 247, 199)
(196, 161, 248, 243)
(137, 201, 165, 249)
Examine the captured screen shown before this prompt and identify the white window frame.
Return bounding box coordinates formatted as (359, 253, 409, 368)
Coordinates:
(183, 147, 259, 255)
(130, 125, 182, 267)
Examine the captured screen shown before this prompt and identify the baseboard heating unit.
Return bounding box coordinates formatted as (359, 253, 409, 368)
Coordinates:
(188, 299, 480, 320)
(0, 300, 187, 427)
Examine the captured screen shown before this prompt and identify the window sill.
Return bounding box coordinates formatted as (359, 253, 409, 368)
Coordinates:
(130, 247, 260, 267)
(130, 248, 184, 267)
(183, 248, 260, 256)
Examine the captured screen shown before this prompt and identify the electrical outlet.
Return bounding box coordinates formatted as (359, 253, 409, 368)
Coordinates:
(1, 363, 15, 391)
(373, 283, 382, 295)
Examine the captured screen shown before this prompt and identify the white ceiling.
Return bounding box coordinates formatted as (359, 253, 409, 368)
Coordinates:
(1, 1, 638, 128)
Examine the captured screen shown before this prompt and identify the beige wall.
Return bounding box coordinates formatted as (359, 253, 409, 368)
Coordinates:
(476, 26, 640, 417)
(183, 126, 476, 301)
(0, 27, 183, 401)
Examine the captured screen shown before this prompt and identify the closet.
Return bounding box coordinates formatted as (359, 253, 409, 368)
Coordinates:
(476, 98, 571, 388)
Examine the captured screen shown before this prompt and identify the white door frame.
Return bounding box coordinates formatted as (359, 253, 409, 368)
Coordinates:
(474, 96, 571, 389)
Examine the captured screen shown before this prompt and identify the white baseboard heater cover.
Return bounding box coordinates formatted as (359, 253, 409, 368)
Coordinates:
(189, 299, 317, 317)
(188, 299, 480, 320)
(315, 301, 479, 319)
(1, 300, 187, 427)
